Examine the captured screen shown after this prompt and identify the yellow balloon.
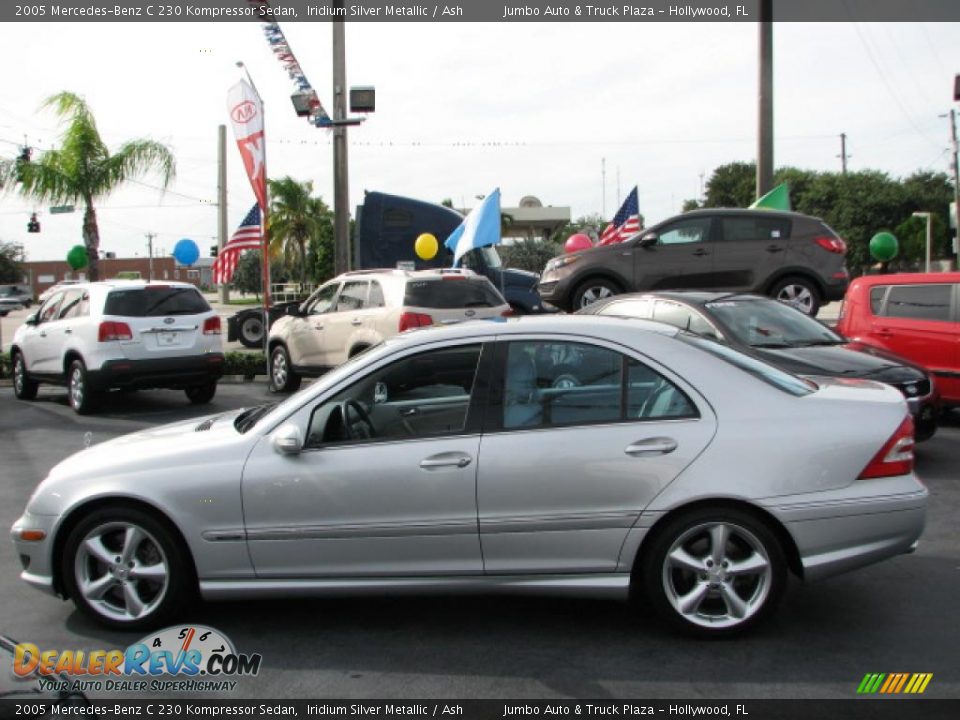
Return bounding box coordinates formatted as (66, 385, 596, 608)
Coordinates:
(415, 233, 439, 261)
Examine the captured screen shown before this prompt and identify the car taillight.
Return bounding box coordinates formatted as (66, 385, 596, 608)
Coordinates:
(814, 236, 847, 254)
(203, 316, 222, 335)
(858, 416, 915, 480)
(98, 321, 133, 342)
(399, 312, 433, 332)
(501, 308, 516, 317)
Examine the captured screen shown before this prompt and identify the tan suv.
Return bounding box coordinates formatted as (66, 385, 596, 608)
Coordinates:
(267, 268, 511, 391)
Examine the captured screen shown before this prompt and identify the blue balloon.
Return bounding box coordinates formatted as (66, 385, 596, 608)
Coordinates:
(173, 238, 200, 266)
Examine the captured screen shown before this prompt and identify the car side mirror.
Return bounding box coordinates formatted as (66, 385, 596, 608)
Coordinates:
(24, 312, 39, 326)
(288, 304, 303, 317)
(637, 233, 658, 248)
(272, 423, 304, 455)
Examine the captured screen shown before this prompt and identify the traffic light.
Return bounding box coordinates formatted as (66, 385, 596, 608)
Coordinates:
(210, 245, 218, 257)
(18, 146, 31, 163)
(27, 213, 40, 233)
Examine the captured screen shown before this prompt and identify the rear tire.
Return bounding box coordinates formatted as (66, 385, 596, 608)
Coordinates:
(68, 359, 101, 415)
(270, 345, 302, 393)
(185, 381, 217, 405)
(12, 351, 39, 400)
(770, 276, 821, 316)
(638, 506, 786, 637)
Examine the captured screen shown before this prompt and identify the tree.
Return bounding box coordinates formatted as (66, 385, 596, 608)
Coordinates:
(0, 241, 24, 283)
(230, 251, 290, 299)
(268, 176, 332, 287)
(0, 92, 175, 281)
(499, 238, 562, 274)
(554, 213, 608, 243)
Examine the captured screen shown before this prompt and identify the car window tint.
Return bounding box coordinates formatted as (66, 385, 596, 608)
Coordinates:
(652, 301, 717, 337)
(58, 290, 89, 320)
(679, 334, 815, 396)
(720, 216, 790, 242)
(368, 281, 385, 308)
(626, 359, 698, 420)
(104, 287, 209, 317)
(883, 285, 952, 322)
(308, 283, 339, 316)
(600, 298, 653, 319)
(38, 293, 64, 323)
(869, 286, 886, 314)
(336, 281, 369, 312)
(306, 344, 483, 447)
(657, 217, 711, 246)
(403, 278, 504, 309)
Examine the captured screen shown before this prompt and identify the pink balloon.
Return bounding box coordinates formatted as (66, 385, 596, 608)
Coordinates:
(564, 233, 593, 254)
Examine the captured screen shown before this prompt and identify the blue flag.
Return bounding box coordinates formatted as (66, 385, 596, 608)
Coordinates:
(444, 188, 502, 266)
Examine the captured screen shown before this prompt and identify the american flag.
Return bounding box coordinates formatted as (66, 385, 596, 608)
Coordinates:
(598, 187, 641, 246)
(212, 205, 263, 285)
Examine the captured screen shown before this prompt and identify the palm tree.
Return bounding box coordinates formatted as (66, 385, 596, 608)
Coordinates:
(0, 92, 175, 281)
(268, 176, 330, 287)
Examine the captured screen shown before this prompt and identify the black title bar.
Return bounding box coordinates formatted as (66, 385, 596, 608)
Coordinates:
(5, 0, 960, 23)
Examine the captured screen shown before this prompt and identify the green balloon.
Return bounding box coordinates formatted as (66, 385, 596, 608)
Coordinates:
(66, 245, 88, 270)
(869, 232, 898, 262)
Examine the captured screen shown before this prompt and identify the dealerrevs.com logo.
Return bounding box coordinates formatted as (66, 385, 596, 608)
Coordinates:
(13, 625, 261, 693)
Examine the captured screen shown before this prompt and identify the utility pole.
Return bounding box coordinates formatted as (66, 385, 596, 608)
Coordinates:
(145, 232, 155, 281)
(757, 0, 774, 199)
(950, 109, 960, 262)
(332, 8, 351, 275)
(838, 132, 849, 174)
(217, 124, 229, 303)
(601, 158, 606, 218)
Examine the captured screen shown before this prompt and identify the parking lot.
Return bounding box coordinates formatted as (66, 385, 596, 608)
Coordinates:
(1, 382, 958, 699)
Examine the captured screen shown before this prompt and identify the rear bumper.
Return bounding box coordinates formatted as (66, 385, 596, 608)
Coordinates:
(89, 354, 224, 390)
(764, 475, 928, 582)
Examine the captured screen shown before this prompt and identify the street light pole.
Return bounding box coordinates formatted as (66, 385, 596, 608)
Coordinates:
(757, 0, 774, 199)
(913, 211, 932, 273)
(332, 12, 351, 275)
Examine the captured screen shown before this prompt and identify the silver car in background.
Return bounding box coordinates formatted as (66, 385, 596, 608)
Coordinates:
(11, 316, 926, 637)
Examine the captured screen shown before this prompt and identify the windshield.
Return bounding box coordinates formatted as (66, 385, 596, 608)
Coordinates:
(234, 403, 277, 433)
(105, 287, 210, 317)
(678, 333, 816, 396)
(461, 246, 502, 270)
(705, 299, 843, 348)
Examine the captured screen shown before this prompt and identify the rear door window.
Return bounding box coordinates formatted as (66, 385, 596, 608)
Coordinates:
(719, 216, 790, 243)
(105, 287, 210, 317)
(335, 281, 369, 312)
(882, 285, 952, 322)
(404, 278, 504, 309)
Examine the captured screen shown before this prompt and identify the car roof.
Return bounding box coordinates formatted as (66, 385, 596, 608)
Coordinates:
(336, 268, 482, 282)
(673, 207, 821, 222)
(851, 272, 960, 286)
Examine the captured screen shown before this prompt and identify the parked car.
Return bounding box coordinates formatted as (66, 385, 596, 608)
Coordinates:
(11, 315, 926, 637)
(267, 268, 511, 392)
(0, 297, 23, 316)
(579, 291, 941, 440)
(837, 272, 960, 407)
(0, 284, 33, 308)
(538, 208, 849, 316)
(10, 281, 224, 414)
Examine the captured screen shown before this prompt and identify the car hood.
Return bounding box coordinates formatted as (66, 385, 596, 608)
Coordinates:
(753, 344, 927, 384)
(501, 268, 540, 288)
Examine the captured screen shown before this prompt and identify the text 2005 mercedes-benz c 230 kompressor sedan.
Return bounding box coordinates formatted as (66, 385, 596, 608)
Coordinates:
(11, 315, 927, 637)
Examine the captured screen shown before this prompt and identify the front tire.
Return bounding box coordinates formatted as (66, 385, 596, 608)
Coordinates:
(62, 506, 193, 631)
(12, 351, 39, 400)
(770, 276, 821, 316)
(270, 345, 302, 393)
(185, 381, 217, 405)
(572, 278, 621, 311)
(238, 314, 265, 349)
(67, 359, 101, 415)
(638, 507, 786, 637)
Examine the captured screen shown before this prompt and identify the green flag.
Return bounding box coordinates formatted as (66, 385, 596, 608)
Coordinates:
(749, 183, 791, 211)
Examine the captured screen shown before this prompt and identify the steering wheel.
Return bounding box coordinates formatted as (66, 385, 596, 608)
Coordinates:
(340, 399, 376, 440)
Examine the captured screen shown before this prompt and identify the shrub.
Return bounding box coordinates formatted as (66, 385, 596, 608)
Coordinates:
(222, 351, 267, 378)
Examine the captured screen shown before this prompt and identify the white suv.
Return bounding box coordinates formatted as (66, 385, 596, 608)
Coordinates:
(11, 281, 224, 414)
(268, 268, 510, 392)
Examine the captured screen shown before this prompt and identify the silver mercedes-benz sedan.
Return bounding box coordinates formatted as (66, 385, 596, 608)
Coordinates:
(11, 315, 927, 637)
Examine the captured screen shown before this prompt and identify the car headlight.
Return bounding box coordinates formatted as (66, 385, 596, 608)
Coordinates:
(545, 255, 580, 273)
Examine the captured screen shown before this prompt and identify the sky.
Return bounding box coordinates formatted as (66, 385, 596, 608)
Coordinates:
(1, 20, 958, 262)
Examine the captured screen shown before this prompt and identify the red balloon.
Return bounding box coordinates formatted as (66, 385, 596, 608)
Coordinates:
(564, 233, 593, 254)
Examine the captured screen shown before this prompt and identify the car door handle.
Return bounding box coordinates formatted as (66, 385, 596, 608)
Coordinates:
(351, 318, 362, 326)
(625, 437, 678, 457)
(691, 249, 710, 257)
(39, 330, 47, 337)
(765, 244, 785, 253)
(399, 407, 419, 417)
(64, 328, 72, 334)
(875, 328, 893, 338)
(419, 452, 472, 470)
(312, 324, 324, 331)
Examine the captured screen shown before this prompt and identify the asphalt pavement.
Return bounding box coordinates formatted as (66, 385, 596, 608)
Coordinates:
(0, 383, 957, 700)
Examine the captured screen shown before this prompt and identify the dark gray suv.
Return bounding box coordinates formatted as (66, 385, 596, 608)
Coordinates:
(537, 209, 849, 316)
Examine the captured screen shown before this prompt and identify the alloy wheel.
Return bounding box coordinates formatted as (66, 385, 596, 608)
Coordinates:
(776, 284, 814, 315)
